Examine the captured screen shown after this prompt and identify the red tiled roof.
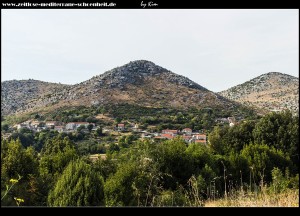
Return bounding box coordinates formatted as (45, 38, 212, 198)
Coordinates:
(183, 128, 192, 131)
(118, 124, 125, 127)
(195, 140, 206, 143)
(161, 133, 174, 139)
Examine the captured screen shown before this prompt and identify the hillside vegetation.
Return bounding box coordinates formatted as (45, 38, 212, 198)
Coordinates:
(1, 110, 298, 207)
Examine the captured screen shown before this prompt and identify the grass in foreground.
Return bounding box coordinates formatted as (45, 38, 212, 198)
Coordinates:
(204, 189, 299, 207)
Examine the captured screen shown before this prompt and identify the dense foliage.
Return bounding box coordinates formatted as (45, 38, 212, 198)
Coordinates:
(1, 110, 298, 206)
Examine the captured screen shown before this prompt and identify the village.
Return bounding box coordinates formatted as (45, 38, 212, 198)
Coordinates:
(2, 116, 238, 146)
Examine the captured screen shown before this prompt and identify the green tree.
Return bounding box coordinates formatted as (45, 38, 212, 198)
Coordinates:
(104, 157, 162, 207)
(1, 139, 39, 206)
(104, 162, 138, 206)
(10, 129, 35, 148)
(87, 124, 94, 132)
(1, 123, 9, 132)
(156, 137, 192, 189)
(2, 139, 38, 179)
(48, 159, 105, 206)
(77, 125, 86, 132)
(108, 143, 120, 153)
(39, 136, 78, 177)
(253, 111, 298, 154)
(208, 126, 228, 154)
(253, 110, 299, 173)
(241, 143, 291, 183)
(94, 127, 103, 137)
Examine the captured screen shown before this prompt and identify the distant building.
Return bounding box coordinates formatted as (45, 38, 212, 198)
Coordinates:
(182, 128, 192, 135)
(182, 135, 192, 142)
(37, 127, 46, 132)
(54, 126, 64, 133)
(191, 133, 207, 144)
(227, 117, 236, 124)
(194, 140, 207, 144)
(65, 122, 76, 130)
(162, 129, 178, 135)
(117, 123, 125, 131)
(31, 121, 40, 128)
(65, 122, 91, 130)
(215, 118, 229, 124)
(161, 133, 174, 140)
(141, 133, 152, 139)
(16, 123, 29, 130)
(45, 121, 58, 128)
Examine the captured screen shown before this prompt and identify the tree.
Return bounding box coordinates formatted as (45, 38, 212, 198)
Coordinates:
(104, 162, 138, 206)
(39, 136, 78, 177)
(87, 124, 94, 132)
(104, 159, 162, 207)
(253, 110, 299, 172)
(108, 143, 120, 153)
(93, 158, 117, 180)
(1, 123, 9, 132)
(94, 127, 103, 137)
(77, 125, 86, 132)
(253, 110, 298, 154)
(10, 129, 35, 148)
(1, 139, 38, 180)
(1, 140, 39, 206)
(48, 159, 105, 206)
(156, 137, 193, 189)
(241, 143, 291, 183)
(208, 126, 228, 154)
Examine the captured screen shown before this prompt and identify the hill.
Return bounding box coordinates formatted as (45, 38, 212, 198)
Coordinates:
(1, 60, 244, 118)
(1, 79, 68, 116)
(219, 72, 299, 114)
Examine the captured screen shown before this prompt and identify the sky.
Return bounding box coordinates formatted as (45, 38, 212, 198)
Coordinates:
(2, 9, 299, 92)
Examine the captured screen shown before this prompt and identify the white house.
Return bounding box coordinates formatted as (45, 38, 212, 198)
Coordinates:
(117, 123, 125, 131)
(162, 129, 178, 135)
(54, 126, 64, 133)
(191, 133, 207, 144)
(65, 122, 91, 130)
(45, 121, 58, 128)
(182, 128, 192, 135)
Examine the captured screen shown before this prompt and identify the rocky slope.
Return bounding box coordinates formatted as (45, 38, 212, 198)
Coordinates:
(1, 79, 69, 116)
(1, 60, 239, 116)
(219, 72, 299, 114)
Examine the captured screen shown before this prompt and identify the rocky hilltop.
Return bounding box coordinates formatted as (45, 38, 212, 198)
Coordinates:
(85, 60, 206, 90)
(1, 60, 238, 117)
(1, 79, 68, 116)
(219, 72, 299, 114)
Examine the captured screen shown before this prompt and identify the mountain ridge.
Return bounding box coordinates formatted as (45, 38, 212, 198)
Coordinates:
(219, 72, 299, 114)
(2, 61, 297, 118)
(1, 60, 236, 117)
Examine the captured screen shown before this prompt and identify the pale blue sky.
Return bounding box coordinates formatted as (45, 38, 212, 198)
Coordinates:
(2, 9, 299, 92)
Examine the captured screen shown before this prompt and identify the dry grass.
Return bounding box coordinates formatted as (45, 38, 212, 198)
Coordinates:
(204, 189, 299, 207)
(95, 114, 114, 123)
